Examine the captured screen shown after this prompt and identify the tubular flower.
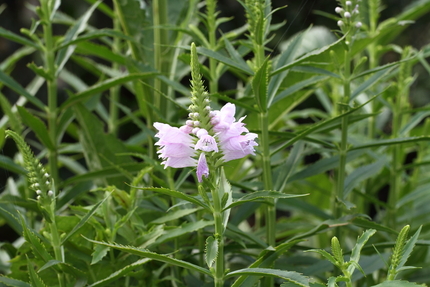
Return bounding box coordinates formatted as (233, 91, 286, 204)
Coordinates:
(154, 122, 197, 168)
(211, 103, 258, 162)
(154, 103, 258, 182)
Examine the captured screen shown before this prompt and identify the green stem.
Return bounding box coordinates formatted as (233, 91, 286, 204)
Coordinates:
(49, 203, 65, 287)
(334, 40, 352, 221)
(259, 112, 274, 245)
(41, 1, 59, 192)
(207, 0, 218, 94)
(153, 0, 169, 118)
(108, 17, 121, 135)
(211, 181, 225, 287)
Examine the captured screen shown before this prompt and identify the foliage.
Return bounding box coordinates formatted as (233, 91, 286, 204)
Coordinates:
(0, 0, 430, 286)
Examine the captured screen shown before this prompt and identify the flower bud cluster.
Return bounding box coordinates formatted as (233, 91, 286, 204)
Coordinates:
(335, 0, 362, 30)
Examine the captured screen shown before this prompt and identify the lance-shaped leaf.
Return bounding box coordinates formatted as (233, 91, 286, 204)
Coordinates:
(224, 191, 307, 211)
(205, 236, 219, 268)
(139, 187, 210, 211)
(84, 237, 212, 277)
(252, 57, 270, 112)
(227, 268, 309, 287)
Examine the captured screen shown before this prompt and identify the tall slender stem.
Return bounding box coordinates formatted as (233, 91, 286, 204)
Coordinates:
(153, 0, 169, 118)
(334, 38, 352, 224)
(211, 180, 225, 287)
(207, 0, 218, 94)
(42, 1, 59, 192)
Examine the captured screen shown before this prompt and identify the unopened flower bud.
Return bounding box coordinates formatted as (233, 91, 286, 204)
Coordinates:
(193, 121, 200, 126)
(192, 127, 200, 134)
(335, 7, 343, 13)
(193, 112, 199, 117)
(205, 98, 210, 103)
(46, 181, 50, 185)
(44, 173, 49, 178)
(346, 1, 352, 6)
(344, 12, 351, 18)
(337, 20, 344, 27)
(186, 120, 194, 126)
(37, 195, 41, 200)
(355, 21, 362, 28)
(36, 190, 42, 195)
(205, 106, 211, 110)
(48, 190, 54, 197)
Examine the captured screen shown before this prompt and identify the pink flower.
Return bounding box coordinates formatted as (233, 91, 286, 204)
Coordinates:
(197, 153, 209, 182)
(212, 103, 258, 162)
(195, 129, 218, 152)
(154, 123, 197, 168)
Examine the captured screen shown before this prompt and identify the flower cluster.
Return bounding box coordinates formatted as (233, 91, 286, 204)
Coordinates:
(154, 103, 258, 182)
(335, 0, 362, 30)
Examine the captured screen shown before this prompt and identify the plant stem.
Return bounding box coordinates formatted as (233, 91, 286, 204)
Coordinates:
(49, 203, 65, 287)
(334, 39, 352, 222)
(206, 0, 218, 94)
(211, 180, 224, 287)
(108, 17, 121, 135)
(153, 0, 169, 118)
(41, 0, 59, 192)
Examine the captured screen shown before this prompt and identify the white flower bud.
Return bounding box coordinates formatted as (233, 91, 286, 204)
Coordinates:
(44, 173, 50, 178)
(193, 121, 200, 126)
(37, 195, 41, 200)
(193, 112, 199, 117)
(337, 20, 344, 27)
(192, 128, 200, 134)
(205, 106, 211, 110)
(346, 1, 352, 6)
(335, 7, 343, 13)
(204, 98, 210, 103)
(36, 190, 42, 195)
(344, 12, 351, 18)
(46, 181, 50, 185)
(355, 22, 362, 28)
(48, 190, 54, 197)
(186, 120, 194, 126)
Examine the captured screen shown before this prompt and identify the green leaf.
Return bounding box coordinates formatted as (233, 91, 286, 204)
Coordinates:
(139, 187, 210, 211)
(27, 259, 48, 287)
(27, 63, 52, 80)
(0, 204, 23, 235)
(88, 258, 151, 287)
(205, 236, 219, 268)
(0, 27, 39, 49)
(343, 158, 386, 198)
(0, 276, 30, 287)
(305, 249, 337, 266)
(84, 237, 212, 276)
(271, 35, 345, 76)
(350, 217, 397, 235)
(271, 75, 328, 106)
(17, 106, 55, 151)
(55, 0, 102, 75)
(196, 46, 254, 75)
(271, 95, 379, 155)
(252, 57, 270, 112)
(350, 66, 396, 100)
(223, 191, 307, 211)
(61, 193, 109, 244)
(149, 208, 200, 226)
(91, 245, 109, 265)
(371, 281, 425, 287)
(19, 214, 53, 263)
(351, 137, 430, 150)
(56, 28, 136, 50)
(60, 72, 158, 110)
(148, 220, 213, 248)
(274, 141, 304, 192)
(0, 69, 45, 110)
(38, 259, 87, 281)
(226, 268, 309, 287)
(0, 155, 26, 175)
(397, 226, 422, 272)
(347, 229, 377, 275)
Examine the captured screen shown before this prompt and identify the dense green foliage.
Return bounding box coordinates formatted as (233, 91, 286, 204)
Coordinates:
(1, 0, 430, 286)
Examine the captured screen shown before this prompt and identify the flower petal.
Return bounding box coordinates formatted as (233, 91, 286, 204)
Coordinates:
(196, 153, 209, 182)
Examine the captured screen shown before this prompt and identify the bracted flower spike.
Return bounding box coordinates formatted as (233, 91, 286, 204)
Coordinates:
(154, 43, 258, 182)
